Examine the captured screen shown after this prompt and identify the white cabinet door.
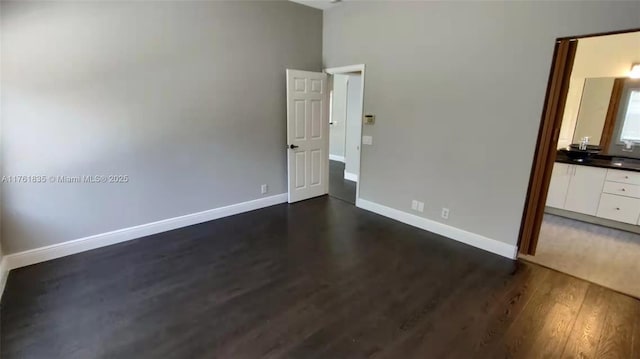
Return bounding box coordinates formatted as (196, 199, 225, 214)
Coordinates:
(564, 166, 607, 215)
(546, 163, 572, 208)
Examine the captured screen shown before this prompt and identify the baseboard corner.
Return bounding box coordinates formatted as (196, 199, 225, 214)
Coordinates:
(344, 171, 358, 182)
(0, 257, 8, 299)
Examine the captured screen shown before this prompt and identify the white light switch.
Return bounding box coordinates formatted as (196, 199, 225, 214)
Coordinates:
(362, 136, 373, 145)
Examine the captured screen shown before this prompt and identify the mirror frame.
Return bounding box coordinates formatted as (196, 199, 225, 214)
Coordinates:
(601, 78, 640, 152)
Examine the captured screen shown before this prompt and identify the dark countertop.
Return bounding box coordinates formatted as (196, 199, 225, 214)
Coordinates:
(555, 151, 640, 173)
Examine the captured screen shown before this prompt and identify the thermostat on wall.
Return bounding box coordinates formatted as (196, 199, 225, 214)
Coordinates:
(364, 114, 375, 125)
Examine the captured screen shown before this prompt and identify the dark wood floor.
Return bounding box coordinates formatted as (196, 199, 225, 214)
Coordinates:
(2, 197, 639, 358)
(329, 160, 356, 204)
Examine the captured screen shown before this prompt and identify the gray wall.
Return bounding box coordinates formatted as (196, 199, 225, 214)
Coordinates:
(323, 1, 640, 247)
(1, 0, 322, 253)
(344, 73, 362, 178)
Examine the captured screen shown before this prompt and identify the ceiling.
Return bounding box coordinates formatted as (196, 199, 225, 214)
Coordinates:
(289, 0, 339, 10)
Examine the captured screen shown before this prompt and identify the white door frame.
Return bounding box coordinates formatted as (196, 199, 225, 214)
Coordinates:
(324, 64, 366, 206)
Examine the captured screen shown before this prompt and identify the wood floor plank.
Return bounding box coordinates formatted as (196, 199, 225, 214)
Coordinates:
(1, 197, 639, 359)
(524, 271, 591, 358)
(634, 305, 640, 359)
(442, 262, 551, 358)
(318, 261, 490, 359)
(218, 245, 444, 358)
(489, 267, 589, 358)
(284, 232, 490, 359)
(561, 285, 611, 359)
(633, 305, 640, 359)
(594, 290, 638, 359)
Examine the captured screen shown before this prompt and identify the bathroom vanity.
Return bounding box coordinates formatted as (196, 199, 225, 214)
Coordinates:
(547, 152, 640, 226)
(546, 75, 640, 228)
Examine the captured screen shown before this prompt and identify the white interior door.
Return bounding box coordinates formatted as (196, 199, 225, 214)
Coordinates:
(286, 69, 329, 203)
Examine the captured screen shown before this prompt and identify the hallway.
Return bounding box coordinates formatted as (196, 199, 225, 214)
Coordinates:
(328, 160, 356, 204)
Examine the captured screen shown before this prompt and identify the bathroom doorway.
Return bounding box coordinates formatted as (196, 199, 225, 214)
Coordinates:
(519, 29, 640, 298)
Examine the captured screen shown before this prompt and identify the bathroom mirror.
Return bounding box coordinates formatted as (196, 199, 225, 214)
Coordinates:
(607, 79, 640, 157)
(569, 77, 640, 159)
(571, 77, 615, 146)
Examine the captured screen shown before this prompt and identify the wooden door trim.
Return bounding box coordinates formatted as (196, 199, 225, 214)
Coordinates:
(518, 39, 578, 255)
(600, 78, 626, 150)
(557, 27, 640, 41)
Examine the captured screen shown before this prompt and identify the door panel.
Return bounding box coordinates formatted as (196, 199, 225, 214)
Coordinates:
(286, 69, 328, 203)
(294, 100, 306, 139)
(311, 100, 322, 138)
(295, 152, 306, 188)
(311, 149, 322, 185)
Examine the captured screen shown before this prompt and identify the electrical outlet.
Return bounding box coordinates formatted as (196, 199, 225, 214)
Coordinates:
(441, 208, 450, 220)
(411, 200, 424, 212)
(261, 184, 268, 194)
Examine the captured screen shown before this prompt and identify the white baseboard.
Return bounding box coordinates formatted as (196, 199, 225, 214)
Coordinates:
(0, 256, 8, 299)
(356, 199, 518, 259)
(329, 154, 345, 163)
(4, 193, 288, 271)
(344, 171, 358, 182)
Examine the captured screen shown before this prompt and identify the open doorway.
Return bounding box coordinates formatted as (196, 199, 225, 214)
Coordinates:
(519, 29, 640, 298)
(326, 65, 365, 205)
(284, 65, 365, 205)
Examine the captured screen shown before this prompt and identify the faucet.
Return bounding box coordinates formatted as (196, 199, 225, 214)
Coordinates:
(579, 136, 590, 150)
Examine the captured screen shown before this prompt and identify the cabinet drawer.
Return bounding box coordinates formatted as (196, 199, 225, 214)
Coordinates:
(596, 193, 640, 224)
(602, 181, 640, 199)
(605, 169, 640, 185)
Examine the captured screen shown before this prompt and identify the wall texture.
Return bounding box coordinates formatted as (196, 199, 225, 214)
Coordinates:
(1, 0, 322, 253)
(323, 1, 640, 247)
